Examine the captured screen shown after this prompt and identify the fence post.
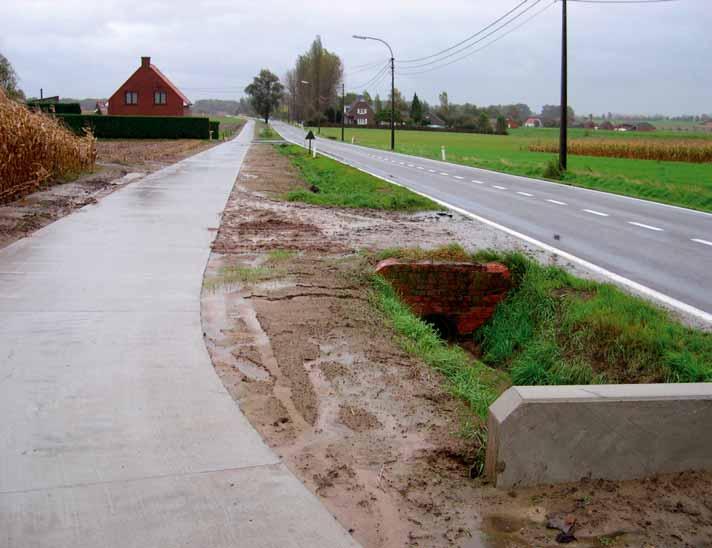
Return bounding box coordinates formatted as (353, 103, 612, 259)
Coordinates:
(441, 146, 446, 161)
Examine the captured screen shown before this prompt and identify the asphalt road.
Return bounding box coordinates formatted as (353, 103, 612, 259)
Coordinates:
(274, 122, 712, 322)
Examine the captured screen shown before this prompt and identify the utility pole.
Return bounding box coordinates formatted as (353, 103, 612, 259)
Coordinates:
(559, 0, 568, 171)
(353, 35, 395, 151)
(341, 82, 345, 142)
(390, 56, 395, 151)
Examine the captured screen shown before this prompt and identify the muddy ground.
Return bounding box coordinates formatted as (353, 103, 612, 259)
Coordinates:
(202, 143, 712, 547)
(0, 138, 214, 249)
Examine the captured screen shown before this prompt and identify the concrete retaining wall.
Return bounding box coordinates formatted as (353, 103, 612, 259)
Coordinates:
(485, 384, 712, 488)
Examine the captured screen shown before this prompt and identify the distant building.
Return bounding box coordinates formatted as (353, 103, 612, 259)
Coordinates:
(344, 97, 375, 126)
(599, 120, 615, 131)
(524, 117, 543, 128)
(634, 122, 656, 132)
(95, 100, 108, 115)
(507, 118, 520, 129)
(423, 112, 446, 128)
(583, 120, 596, 129)
(108, 56, 192, 116)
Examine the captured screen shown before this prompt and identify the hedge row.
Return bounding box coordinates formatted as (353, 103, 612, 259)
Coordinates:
(28, 102, 82, 114)
(209, 120, 220, 139)
(56, 114, 214, 139)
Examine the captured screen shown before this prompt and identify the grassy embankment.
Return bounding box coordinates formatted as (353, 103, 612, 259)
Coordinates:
(371, 245, 712, 423)
(277, 144, 441, 211)
(314, 126, 712, 212)
(254, 120, 280, 140)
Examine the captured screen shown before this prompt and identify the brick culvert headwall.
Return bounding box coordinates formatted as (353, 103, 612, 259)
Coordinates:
(375, 259, 512, 336)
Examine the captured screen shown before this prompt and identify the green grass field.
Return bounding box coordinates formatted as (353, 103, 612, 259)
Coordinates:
(313, 126, 712, 212)
(371, 245, 712, 424)
(277, 144, 440, 211)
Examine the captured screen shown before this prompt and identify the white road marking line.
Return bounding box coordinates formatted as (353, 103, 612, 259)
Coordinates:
(517, 191, 534, 197)
(407, 163, 415, 167)
(692, 238, 712, 247)
(453, 175, 464, 180)
(428, 169, 436, 173)
(417, 166, 425, 170)
(440, 172, 449, 176)
(493, 185, 508, 190)
(628, 221, 663, 232)
(472, 180, 484, 184)
(399, 162, 405, 165)
(547, 199, 567, 206)
(282, 132, 712, 324)
(583, 209, 609, 217)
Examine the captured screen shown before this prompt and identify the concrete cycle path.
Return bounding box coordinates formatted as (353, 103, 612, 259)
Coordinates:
(0, 121, 358, 548)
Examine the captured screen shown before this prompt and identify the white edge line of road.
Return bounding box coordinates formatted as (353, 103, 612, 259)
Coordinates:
(285, 124, 712, 219)
(278, 127, 712, 325)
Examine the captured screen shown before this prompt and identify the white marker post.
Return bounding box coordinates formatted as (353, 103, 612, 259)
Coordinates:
(441, 146, 446, 161)
(351, 136, 355, 144)
(312, 144, 317, 158)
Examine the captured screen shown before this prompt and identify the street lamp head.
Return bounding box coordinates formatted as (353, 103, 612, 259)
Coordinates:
(352, 35, 367, 40)
(300, 80, 310, 85)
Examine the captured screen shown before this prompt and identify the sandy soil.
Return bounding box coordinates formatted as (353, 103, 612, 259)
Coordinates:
(203, 143, 712, 547)
(0, 139, 214, 249)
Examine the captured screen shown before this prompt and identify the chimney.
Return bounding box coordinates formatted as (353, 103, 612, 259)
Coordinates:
(141, 56, 151, 68)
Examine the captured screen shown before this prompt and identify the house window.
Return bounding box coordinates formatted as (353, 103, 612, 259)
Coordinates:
(154, 90, 167, 105)
(357, 108, 367, 115)
(357, 118, 368, 125)
(124, 91, 138, 105)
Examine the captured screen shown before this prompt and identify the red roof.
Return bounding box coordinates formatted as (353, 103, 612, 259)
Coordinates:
(150, 64, 191, 107)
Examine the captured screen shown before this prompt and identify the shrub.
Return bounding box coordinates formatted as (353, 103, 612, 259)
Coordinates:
(27, 101, 81, 114)
(1, 89, 95, 203)
(57, 114, 211, 139)
(542, 158, 562, 180)
(209, 120, 220, 140)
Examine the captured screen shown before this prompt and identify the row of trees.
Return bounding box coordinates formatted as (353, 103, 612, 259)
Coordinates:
(1, 53, 26, 101)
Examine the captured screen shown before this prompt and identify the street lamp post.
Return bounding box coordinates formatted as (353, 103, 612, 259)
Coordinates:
(559, 0, 568, 171)
(353, 34, 395, 151)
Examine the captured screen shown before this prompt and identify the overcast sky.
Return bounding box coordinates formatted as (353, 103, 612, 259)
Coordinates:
(1, 0, 710, 115)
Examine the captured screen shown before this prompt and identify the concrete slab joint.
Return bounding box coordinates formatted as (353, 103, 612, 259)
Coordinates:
(485, 384, 712, 488)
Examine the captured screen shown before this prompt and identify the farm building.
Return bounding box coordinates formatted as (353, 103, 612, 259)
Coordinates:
(524, 117, 543, 128)
(344, 97, 375, 126)
(108, 57, 191, 116)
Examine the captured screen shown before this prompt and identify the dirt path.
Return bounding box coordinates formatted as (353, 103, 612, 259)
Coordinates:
(0, 139, 215, 250)
(202, 143, 712, 548)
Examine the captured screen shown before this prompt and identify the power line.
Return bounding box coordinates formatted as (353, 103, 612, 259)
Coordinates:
(347, 61, 390, 90)
(397, 0, 532, 64)
(397, 0, 546, 71)
(567, 0, 678, 3)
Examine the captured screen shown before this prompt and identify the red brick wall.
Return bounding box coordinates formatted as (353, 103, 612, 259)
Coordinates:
(376, 259, 511, 335)
(108, 59, 187, 116)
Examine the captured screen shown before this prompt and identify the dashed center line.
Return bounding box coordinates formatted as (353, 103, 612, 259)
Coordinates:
(493, 185, 507, 190)
(407, 163, 415, 167)
(471, 180, 484, 185)
(440, 172, 449, 176)
(417, 166, 424, 170)
(428, 169, 437, 173)
(453, 175, 464, 180)
(583, 209, 609, 217)
(547, 199, 567, 206)
(517, 191, 534, 197)
(692, 238, 712, 247)
(628, 221, 663, 232)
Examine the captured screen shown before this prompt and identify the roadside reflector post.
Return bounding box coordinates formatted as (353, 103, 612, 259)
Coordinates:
(441, 146, 446, 161)
(351, 136, 355, 144)
(313, 144, 317, 158)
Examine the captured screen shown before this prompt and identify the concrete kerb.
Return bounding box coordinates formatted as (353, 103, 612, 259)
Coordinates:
(485, 384, 712, 488)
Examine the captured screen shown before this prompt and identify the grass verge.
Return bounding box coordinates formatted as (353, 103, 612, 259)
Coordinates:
(371, 245, 712, 422)
(276, 144, 442, 211)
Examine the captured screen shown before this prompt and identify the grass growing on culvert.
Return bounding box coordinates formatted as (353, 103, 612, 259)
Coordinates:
(371, 245, 712, 419)
(276, 144, 442, 211)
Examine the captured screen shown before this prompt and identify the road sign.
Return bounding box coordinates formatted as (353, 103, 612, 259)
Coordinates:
(305, 130, 315, 153)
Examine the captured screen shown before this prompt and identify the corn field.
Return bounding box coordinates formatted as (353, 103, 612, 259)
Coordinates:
(528, 138, 712, 164)
(0, 89, 96, 203)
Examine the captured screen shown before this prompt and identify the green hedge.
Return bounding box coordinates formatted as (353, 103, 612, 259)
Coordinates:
(209, 120, 220, 140)
(28, 102, 81, 114)
(56, 114, 211, 139)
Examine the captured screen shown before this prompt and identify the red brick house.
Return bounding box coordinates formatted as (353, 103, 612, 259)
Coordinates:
(108, 57, 191, 116)
(344, 97, 375, 126)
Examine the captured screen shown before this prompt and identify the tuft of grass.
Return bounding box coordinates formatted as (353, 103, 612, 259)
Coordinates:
(266, 249, 297, 263)
(370, 274, 507, 420)
(475, 250, 712, 384)
(204, 264, 282, 289)
(276, 144, 442, 211)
